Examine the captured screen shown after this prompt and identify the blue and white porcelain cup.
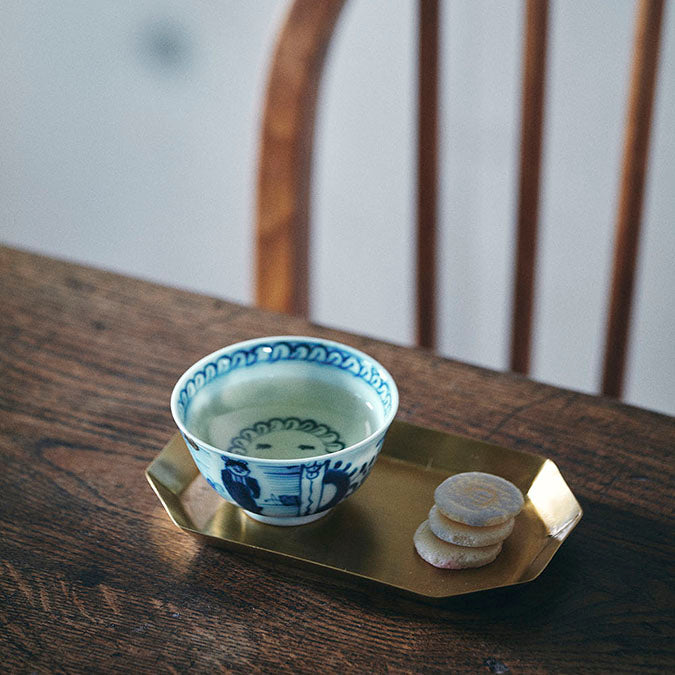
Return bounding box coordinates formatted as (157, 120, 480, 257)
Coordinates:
(171, 336, 399, 526)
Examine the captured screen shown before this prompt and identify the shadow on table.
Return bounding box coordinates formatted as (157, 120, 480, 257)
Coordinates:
(183, 495, 671, 641)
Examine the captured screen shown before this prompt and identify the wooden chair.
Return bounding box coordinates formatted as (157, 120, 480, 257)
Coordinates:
(255, 0, 665, 398)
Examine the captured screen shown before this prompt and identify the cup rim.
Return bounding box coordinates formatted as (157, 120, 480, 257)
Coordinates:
(170, 335, 399, 465)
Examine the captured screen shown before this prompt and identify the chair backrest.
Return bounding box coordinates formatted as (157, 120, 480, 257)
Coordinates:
(255, 0, 665, 399)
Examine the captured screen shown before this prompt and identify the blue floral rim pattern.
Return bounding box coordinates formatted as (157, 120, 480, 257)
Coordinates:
(176, 339, 394, 418)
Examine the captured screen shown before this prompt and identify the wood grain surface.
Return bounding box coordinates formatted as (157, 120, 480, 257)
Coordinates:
(1, 246, 673, 673)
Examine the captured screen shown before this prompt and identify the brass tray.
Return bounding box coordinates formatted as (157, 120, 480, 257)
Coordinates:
(146, 421, 582, 600)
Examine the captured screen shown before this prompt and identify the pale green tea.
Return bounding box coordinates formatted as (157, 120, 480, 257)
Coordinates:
(185, 375, 380, 460)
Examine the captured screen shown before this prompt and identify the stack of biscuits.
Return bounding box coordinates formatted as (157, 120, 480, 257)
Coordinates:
(414, 471, 524, 569)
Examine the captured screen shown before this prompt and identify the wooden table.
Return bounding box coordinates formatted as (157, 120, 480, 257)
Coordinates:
(1, 246, 673, 673)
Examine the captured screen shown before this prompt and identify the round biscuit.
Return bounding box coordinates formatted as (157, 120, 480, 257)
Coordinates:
(428, 504, 515, 547)
(413, 520, 502, 569)
(434, 471, 524, 527)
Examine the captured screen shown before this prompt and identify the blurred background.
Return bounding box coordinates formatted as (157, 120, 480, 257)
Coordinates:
(2, 0, 673, 415)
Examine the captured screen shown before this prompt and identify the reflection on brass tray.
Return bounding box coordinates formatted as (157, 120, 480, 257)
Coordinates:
(146, 420, 582, 600)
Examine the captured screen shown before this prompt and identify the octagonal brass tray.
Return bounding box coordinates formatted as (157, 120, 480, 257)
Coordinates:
(146, 421, 582, 601)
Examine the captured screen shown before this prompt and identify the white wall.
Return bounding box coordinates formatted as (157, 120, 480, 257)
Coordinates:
(2, 1, 673, 415)
(1, 0, 285, 303)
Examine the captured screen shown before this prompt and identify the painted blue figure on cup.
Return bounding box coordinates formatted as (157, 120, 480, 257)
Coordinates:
(299, 461, 351, 515)
(221, 458, 262, 514)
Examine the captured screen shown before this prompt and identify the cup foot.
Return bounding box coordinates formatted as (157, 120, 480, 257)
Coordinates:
(243, 509, 331, 526)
